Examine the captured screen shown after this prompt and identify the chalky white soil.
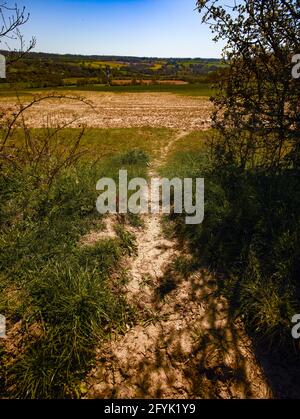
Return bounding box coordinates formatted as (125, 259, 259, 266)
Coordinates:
(0, 92, 212, 130)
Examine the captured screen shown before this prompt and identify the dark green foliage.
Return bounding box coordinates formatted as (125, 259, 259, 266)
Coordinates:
(163, 149, 300, 347)
(173, 0, 300, 348)
(201, 169, 300, 345)
(197, 0, 300, 172)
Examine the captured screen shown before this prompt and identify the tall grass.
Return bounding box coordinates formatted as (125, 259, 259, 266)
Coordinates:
(0, 124, 152, 397)
(161, 134, 300, 349)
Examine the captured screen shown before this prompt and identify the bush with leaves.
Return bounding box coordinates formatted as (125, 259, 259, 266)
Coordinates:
(187, 0, 300, 347)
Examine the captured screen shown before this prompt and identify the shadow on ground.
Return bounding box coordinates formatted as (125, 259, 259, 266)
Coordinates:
(85, 253, 271, 399)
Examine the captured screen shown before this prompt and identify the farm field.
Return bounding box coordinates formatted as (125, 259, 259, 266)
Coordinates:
(0, 91, 213, 130)
(0, 51, 224, 88)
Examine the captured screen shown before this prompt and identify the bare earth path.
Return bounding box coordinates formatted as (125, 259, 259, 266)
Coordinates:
(85, 131, 272, 399)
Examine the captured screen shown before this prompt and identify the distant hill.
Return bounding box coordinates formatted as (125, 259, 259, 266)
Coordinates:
(0, 51, 225, 88)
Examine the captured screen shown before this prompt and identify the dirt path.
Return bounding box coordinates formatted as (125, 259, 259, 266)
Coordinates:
(124, 131, 188, 309)
(85, 131, 272, 399)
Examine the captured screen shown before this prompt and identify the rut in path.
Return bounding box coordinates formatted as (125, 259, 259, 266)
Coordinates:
(85, 131, 271, 399)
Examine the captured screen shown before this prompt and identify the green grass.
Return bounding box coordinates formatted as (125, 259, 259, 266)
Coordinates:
(79, 128, 174, 160)
(57, 82, 216, 97)
(160, 131, 300, 350)
(0, 82, 216, 98)
(0, 127, 173, 398)
(159, 130, 211, 179)
(8, 127, 175, 161)
(0, 161, 135, 398)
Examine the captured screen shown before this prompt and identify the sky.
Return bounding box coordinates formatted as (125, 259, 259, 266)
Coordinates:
(16, 0, 225, 58)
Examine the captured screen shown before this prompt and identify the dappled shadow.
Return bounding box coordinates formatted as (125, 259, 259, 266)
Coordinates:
(155, 276, 177, 300)
(85, 253, 271, 399)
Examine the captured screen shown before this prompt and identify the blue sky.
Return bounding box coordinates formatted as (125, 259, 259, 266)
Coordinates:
(18, 0, 224, 58)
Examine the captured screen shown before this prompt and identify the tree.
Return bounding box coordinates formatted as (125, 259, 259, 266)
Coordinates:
(0, 2, 36, 64)
(0, 4, 94, 180)
(197, 0, 300, 171)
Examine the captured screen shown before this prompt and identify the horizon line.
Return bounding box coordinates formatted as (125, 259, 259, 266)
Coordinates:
(1, 49, 222, 61)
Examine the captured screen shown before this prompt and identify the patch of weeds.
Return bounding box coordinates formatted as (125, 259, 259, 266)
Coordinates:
(172, 256, 199, 279)
(126, 213, 144, 228)
(161, 215, 176, 240)
(119, 149, 150, 166)
(115, 225, 138, 256)
(141, 274, 153, 288)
